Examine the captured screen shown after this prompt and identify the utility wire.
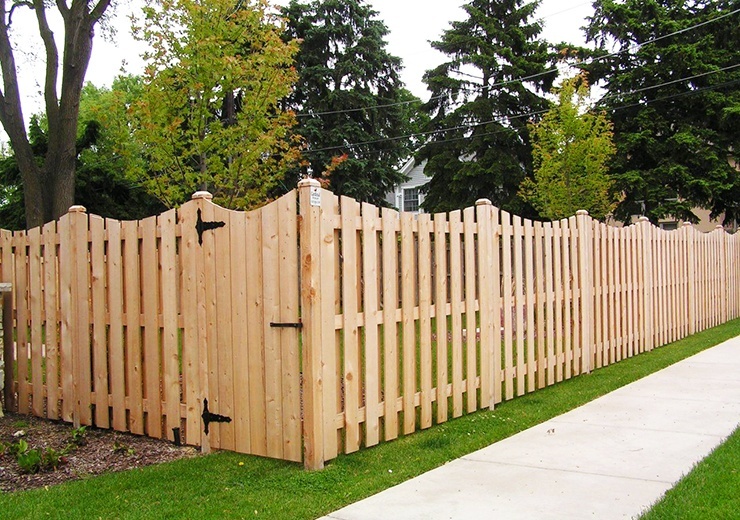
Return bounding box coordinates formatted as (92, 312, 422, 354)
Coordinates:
(295, 7, 739, 119)
(302, 77, 739, 160)
(300, 65, 739, 155)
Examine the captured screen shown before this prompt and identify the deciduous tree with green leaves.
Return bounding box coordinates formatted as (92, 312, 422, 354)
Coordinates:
(584, 0, 740, 225)
(417, 0, 557, 215)
(0, 80, 166, 230)
(132, 0, 301, 209)
(519, 74, 617, 221)
(281, 0, 419, 205)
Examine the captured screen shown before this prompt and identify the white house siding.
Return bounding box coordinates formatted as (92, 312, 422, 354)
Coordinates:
(389, 158, 430, 213)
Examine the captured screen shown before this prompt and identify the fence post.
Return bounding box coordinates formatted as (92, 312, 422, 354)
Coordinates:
(298, 179, 326, 470)
(576, 210, 592, 374)
(65, 205, 91, 428)
(476, 199, 496, 410)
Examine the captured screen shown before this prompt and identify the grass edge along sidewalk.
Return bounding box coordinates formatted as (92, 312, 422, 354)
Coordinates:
(638, 423, 740, 520)
(2, 318, 739, 520)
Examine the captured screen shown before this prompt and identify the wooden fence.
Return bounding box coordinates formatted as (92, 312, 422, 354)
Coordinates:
(2, 179, 739, 469)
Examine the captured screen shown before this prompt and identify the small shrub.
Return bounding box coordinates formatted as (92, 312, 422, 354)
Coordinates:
(70, 426, 87, 446)
(17, 447, 43, 474)
(112, 440, 135, 456)
(41, 446, 68, 471)
(0, 440, 11, 456)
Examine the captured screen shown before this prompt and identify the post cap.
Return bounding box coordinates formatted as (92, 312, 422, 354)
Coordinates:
(68, 205, 86, 213)
(576, 210, 589, 216)
(475, 198, 492, 206)
(298, 178, 321, 189)
(191, 191, 213, 200)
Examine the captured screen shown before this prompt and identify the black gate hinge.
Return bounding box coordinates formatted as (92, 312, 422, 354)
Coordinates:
(202, 398, 232, 435)
(196, 209, 226, 245)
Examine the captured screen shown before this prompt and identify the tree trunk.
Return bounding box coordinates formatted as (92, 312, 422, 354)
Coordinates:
(0, 0, 112, 229)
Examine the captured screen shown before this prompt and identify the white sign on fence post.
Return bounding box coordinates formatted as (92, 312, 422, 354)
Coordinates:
(310, 186, 321, 207)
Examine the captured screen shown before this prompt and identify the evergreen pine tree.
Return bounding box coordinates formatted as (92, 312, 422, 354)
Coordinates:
(418, 0, 557, 214)
(585, 0, 740, 225)
(282, 0, 419, 204)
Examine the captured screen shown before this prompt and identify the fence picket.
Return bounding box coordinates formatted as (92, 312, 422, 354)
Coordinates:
(215, 206, 235, 452)
(106, 220, 126, 432)
(362, 203, 381, 446)
(42, 222, 59, 420)
(341, 197, 361, 452)
(381, 207, 400, 440)
(400, 211, 417, 434)
(523, 218, 536, 392)
(141, 216, 161, 439)
(553, 221, 564, 383)
(433, 212, 449, 420)
(463, 207, 478, 411)
(15, 230, 29, 415)
(278, 194, 301, 462)
(534, 221, 545, 388)
(122, 220, 143, 434)
(501, 211, 513, 399)
(512, 215, 525, 396)
(449, 210, 464, 415)
(160, 209, 180, 443)
(90, 216, 109, 428)
(28, 228, 43, 416)
(418, 213, 434, 427)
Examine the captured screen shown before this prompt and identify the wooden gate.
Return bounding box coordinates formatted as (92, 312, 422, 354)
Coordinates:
(0, 190, 303, 463)
(180, 192, 302, 460)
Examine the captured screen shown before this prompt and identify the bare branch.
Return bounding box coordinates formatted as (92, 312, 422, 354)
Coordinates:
(7, 1, 34, 28)
(90, 0, 112, 23)
(32, 0, 60, 123)
(56, 0, 69, 18)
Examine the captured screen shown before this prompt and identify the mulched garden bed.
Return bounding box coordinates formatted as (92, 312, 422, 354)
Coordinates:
(0, 411, 198, 493)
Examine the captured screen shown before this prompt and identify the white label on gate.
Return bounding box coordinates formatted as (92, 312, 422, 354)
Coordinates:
(310, 187, 321, 207)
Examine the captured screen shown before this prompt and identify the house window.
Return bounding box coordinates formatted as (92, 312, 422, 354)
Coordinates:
(403, 187, 420, 212)
(659, 221, 679, 231)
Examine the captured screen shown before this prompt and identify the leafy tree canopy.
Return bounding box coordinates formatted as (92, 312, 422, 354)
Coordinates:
(281, 0, 420, 205)
(132, 0, 302, 209)
(0, 80, 166, 231)
(417, 0, 558, 215)
(520, 74, 617, 221)
(585, 0, 740, 225)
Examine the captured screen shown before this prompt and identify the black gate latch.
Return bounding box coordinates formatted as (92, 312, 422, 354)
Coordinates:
(196, 209, 226, 245)
(202, 398, 232, 435)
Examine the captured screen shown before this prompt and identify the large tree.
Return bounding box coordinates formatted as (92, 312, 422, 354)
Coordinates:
(519, 74, 617, 221)
(0, 0, 113, 228)
(281, 0, 418, 205)
(132, 0, 301, 209)
(418, 0, 557, 215)
(0, 80, 166, 230)
(584, 0, 740, 225)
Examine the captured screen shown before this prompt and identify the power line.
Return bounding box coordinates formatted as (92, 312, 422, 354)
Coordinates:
(301, 68, 739, 156)
(295, 7, 739, 119)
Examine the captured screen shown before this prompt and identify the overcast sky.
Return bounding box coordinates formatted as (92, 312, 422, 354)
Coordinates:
(12, 0, 594, 124)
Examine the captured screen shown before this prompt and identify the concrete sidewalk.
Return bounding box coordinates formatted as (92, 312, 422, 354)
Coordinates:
(319, 336, 740, 520)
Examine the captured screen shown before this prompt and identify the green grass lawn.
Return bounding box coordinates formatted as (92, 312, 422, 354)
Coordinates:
(2, 318, 739, 520)
(639, 425, 740, 520)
